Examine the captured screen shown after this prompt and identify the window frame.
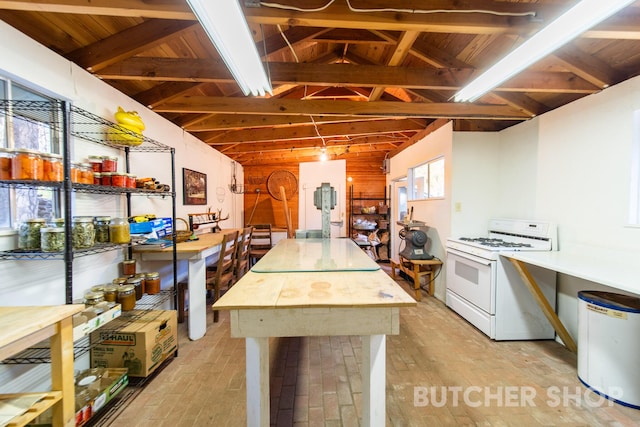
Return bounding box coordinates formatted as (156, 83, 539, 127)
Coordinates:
(408, 156, 445, 201)
(1, 76, 62, 230)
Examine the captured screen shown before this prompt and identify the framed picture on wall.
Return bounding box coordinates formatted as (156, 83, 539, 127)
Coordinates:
(183, 168, 207, 205)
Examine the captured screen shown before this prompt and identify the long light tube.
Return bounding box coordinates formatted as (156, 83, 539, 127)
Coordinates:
(187, 0, 272, 96)
(454, 0, 635, 102)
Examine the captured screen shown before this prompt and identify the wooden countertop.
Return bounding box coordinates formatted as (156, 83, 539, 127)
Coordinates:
(213, 269, 416, 310)
(0, 305, 84, 360)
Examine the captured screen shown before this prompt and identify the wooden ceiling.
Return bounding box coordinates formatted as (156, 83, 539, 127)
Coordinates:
(1, 0, 640, 168)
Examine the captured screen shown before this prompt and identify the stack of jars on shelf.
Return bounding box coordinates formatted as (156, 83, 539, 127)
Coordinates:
(18, 215, 131, 252)
(0, 147, 64, 181)
(84, 259, 161, 312)
(87, 154, 136, 188)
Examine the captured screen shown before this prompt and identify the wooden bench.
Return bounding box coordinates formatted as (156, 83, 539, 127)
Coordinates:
(390, 256, 443, 301)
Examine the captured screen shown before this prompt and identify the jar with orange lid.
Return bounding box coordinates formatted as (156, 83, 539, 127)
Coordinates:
(87, 155, 103, 172)
(11, 148, 43, 181)
(42, 153, 63, 182)
(0, 148, 13, 180)
(111, 172, 127, 187)
(102, 156, 117, 173)
(79, 163, 94, 184)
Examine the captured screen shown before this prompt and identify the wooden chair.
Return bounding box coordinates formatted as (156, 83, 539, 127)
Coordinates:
(249, 224, 272, 266)
(234, 227, 253, 280)
(206, 230, 239, 323)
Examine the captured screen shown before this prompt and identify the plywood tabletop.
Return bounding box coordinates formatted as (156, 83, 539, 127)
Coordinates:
(213, 269, 416, 310)
(0, 305, 84, 350)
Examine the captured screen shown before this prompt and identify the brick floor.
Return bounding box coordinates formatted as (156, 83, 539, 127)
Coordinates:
(106, 267, 640, 426)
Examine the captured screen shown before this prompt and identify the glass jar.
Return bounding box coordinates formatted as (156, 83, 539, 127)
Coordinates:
(126, 276, 144, 300)
(79, 163, 94, 184)
(70, 162, 81, 183)
(50, 217, 65, 228)
(127, 173, 137, 188)
(11, 148, 43, 181)
(88, 155, 103, 172)
(145, 271, 161, 295)
(111, 172, 127, 187)
(117, 284, 136, 311)
(18, 218, 46, 250)
(134, 273, 146, 294)
(84, 290, 105, 306)
(72, 216, 95, 249)
(103, 284, 118, 302)
(0, 147, 13, 180)
(101, 172, 113, 186)
(112, 277, 128, 286)
(42, 153, 63, 182)
(102, 156, 118, 173)
(94, 216, 111, 243)
(40, 227, 65, 252)
(109, 217, 130, 244)
(122, 259, 136, 276)
(93, 172, 102, 185)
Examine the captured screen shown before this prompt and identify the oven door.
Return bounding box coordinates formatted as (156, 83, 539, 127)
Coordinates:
(445, 248, 495, 314)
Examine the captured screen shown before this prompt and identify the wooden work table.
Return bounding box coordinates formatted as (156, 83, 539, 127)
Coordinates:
(502, 246, 640, 353)
(135, 229, 241, 340)
(213, 238, 416, 427)
(0, 305, 84, 427)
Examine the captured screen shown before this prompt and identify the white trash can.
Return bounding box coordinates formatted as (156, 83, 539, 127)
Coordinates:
(578, 290, 640, 409)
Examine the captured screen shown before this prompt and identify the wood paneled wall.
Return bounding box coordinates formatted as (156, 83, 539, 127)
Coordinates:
(242, 157, 388, 229)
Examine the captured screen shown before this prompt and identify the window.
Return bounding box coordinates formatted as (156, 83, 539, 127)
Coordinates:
(1, 77, 61, 229)
(408, 156, 445, 200)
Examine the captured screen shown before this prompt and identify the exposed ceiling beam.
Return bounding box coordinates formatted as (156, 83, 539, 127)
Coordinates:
(2, 0, 638, 39)
(202, 118, 427, 144)
(98, 60, 600, 94)
(68, 19, 198, 71)
(186, 114, 398, 132)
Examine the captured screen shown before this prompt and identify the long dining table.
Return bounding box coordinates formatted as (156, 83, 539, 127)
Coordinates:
(213, 238, 416, 427)
(135, 229, 240, 340)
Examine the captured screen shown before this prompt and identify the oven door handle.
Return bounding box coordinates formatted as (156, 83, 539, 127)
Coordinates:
(446, 248, 494, 266)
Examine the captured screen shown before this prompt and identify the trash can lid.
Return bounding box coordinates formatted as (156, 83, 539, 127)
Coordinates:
(578, 291, 640, 313)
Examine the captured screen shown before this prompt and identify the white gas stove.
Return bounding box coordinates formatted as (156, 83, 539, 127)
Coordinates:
(445, 218, 558, 340)
(446, 218, 557, 260)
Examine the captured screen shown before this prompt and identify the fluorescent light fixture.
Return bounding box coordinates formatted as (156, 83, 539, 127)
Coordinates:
(454, 0, 634, 102)
(187, 0, 272, 96)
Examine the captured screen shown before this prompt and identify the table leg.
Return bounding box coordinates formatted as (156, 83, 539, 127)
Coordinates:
(188, 258, 207, 340)
(412, 263, 422, 301)
(507, 258, 577, 353)
(362, 334, 386, 427)
(246, 337, 270, 427)
(50, 316, 75, 427)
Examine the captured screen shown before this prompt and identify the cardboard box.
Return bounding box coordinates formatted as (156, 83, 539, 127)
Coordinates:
(75, 368, 129, 426)
(90, 310, 177, 377)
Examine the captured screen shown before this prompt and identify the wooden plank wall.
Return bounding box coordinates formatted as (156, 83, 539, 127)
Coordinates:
(242, 157, 388, 229)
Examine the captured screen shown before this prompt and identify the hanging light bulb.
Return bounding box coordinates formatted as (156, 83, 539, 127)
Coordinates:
(320, 147, 327, 162)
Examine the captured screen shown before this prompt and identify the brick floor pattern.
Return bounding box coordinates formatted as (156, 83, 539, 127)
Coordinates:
(108, 268, 640, 426)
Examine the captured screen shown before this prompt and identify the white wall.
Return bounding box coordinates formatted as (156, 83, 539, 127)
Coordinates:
(0, 19, 245, 392)
(388, 75, 640, 345)
(388, 122, 453, 299)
